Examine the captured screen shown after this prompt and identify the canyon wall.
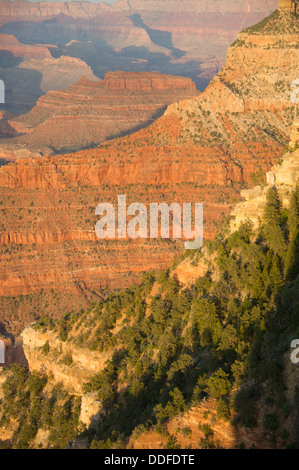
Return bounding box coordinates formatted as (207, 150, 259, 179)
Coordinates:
(21, 326, 113, 394)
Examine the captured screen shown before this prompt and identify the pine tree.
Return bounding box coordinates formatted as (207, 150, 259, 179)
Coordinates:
(288, 183, 299, 237)
(269, 254, 284, 299)
(263, 186, 286, 255)
(286, 184, 299, 280)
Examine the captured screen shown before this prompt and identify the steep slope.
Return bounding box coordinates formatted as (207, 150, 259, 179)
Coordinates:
(0, 72, 198, 159)
(230, 122, 299, 233)
(0, 129, 298, 449)
(0, 5, 297, 331)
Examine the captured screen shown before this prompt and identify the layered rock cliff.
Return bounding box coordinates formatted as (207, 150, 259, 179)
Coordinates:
(0, 72, 198, 158)
(0, 113, 298, 450)
(0, 34, 54, 59)
(21, 325, 113, 394)
(231, 146, 299, 231)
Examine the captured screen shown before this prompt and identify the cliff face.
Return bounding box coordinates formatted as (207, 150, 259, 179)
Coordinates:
(231, 147, 299, 232)
(104, 71, 196, 92)
(1, 114, 298, 450)
(0, 72, 198, 159)
(21, 326, 113, 394)
(0, 34, 54, 59)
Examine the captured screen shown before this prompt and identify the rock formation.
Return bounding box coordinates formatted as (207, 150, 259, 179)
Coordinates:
(21, 325, 113, 394)
(230, 145, 299, 231)
(0, 34, 54, 59)
(0, 51, 99, 115)
(0, 72, 198, 158)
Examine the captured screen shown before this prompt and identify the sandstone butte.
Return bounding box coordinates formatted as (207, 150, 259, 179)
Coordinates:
(0, 71, 199, 158)
(0, 4, 298, 333)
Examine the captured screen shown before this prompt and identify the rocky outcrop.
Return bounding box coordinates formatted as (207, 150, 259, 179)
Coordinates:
(129, 399, 235, 449)
(17, 56, 99, 94)
(79, 392, 103, 428)
(0, 55, 99, 115)
(104, 71, 196, 92)
(230, 146, 299, 231)
(21, 326, 113, 394)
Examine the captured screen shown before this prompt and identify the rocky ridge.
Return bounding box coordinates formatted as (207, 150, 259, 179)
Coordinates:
(0, 48, 99, 116)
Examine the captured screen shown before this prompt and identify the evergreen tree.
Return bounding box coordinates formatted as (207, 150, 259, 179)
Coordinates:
(288, 183, 299, 237)
(263, 186, 286, 255)
(286, 184, 299, 280)
(269, 254, 284, 300)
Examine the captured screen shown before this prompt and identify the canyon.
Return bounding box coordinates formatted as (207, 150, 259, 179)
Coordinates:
(0, 2, 298, 450)
(0, 46, 99, 116)
(0, 0, 279, 144)
(0, 0, 278, 99)
(0, 5, 298, 332)
(0, 137, 297, 447)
